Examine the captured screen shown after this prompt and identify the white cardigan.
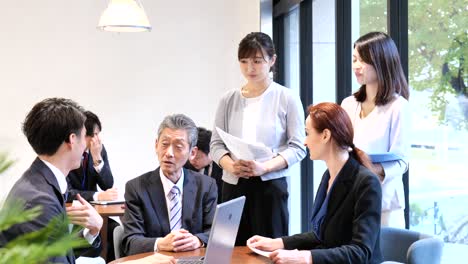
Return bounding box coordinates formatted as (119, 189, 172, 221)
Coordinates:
(210, 82, 306, 185)
(341, 95, 410, 212)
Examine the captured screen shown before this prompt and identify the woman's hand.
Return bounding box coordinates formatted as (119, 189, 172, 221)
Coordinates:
(372, 163, 385, 182)
(247, 235, 284, 251)
(270, 249, 312, 264)
(239, 160, 269, 177)
(231, 160, 268, 177)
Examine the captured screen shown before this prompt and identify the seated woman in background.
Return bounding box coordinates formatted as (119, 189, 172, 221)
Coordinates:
(248, 102, 383, 264)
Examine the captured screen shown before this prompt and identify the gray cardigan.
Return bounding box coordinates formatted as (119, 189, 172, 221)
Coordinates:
(210, 82, 306, 184)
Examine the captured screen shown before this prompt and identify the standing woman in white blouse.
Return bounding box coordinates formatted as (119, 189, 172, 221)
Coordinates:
(210, 32, 306, 245)
(341, 31, 410, 228)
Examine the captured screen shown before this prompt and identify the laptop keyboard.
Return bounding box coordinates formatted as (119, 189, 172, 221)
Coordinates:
(177, 256, 204, 264)
(177, 260, 203, 264)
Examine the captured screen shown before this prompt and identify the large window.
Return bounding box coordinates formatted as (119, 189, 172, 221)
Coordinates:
(283, 5, 302, 235)
(358, 0, 468, 244)
(407, 0, 467, 244)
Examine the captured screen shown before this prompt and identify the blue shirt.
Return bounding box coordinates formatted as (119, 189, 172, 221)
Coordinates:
(310, 171, 338, 240)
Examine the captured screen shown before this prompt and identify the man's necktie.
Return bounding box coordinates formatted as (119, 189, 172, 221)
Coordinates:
(169, 186, 182, 231)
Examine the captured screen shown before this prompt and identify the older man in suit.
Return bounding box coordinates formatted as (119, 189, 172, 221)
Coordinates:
(0, 98, 103, 264)
(122, 114, 218, 256)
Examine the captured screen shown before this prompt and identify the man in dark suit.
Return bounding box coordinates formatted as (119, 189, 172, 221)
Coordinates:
(0, 98, 103, 264)
(122, 114, 218, 256)
(65, 111, 119, 261)
(184, 127, 223, 202)
(66, 110, 117, 203)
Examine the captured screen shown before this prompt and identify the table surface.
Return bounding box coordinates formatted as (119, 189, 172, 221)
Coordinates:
(66, 202, 125, 261)
(109, 246, 270, 264)
(93, 203, 125, 216)
(93, 203, 125, 260)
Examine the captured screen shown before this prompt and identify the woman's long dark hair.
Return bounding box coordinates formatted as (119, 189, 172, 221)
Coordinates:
(308, 102, 376, 174)
(353, 32, 409, 105)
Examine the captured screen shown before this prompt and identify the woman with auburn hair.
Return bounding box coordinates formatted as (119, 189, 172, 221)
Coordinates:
(341, 31, 410, 228)
(248, 102, 382, 264)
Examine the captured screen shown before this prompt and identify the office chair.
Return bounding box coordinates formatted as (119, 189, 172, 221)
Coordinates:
(380, 227, 444, 264)
(113, 225, 125, 259)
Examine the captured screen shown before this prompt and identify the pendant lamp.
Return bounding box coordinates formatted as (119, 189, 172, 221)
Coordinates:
(97, 0, 151, 32)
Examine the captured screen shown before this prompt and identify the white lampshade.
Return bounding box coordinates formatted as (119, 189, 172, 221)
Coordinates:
(97, 0, 151, 32)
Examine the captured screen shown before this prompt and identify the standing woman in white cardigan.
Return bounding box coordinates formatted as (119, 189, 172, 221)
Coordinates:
(341, 31, 410, 228)
(210, 32, 306, 245)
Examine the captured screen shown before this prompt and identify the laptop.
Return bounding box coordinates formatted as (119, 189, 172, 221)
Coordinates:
(177, 196, 246, 264)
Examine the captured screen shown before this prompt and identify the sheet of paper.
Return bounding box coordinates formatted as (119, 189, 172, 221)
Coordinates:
(247, 243, 272, 257)
(215, 127, 275, 161)
(90, 200, 125, 205)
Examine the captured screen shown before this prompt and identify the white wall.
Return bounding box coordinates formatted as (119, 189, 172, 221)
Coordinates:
(0, 0, 259, 201)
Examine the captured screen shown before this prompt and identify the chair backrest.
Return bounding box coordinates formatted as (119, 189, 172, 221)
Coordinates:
(380, 227, 444, 264)
(113, 225, 125, 259)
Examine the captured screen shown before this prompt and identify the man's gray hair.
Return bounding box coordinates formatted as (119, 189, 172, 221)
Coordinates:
(157, 114, 198, 149)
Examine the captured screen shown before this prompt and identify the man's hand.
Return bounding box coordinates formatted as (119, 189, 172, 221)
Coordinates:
(123, 253, 176, 264)
(247, 235, 284, 251)
(89, 134, 103, 161)
(66, 194, 103, 236)
(270, 249, 312, 264)
(97, 187, 119, 201)
(157, 229, 202, 252)
(172, 229, 202, 252)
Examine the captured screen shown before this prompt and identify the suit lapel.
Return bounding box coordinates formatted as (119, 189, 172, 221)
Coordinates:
(147, 169, 171, 234)
(32, 158, 66, 206)
(321, 158, 359, 232)
(181, 168, 196, 229)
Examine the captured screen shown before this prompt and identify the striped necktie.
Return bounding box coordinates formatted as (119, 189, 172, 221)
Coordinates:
(169, 186, 182, 231)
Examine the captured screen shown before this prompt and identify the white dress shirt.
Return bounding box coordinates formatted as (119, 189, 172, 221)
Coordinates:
(154, 169, 185, 251)
(341, 95, 410, 212)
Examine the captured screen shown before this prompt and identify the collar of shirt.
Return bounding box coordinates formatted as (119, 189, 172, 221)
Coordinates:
(159, 169, 184, 198)
(40, 159, 67, 194)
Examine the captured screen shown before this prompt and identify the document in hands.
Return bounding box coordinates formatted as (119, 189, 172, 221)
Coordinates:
(247, 242, 272, 257)
(215, 127, 275, 161)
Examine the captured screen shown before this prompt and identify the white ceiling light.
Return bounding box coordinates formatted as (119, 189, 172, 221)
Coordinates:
(97, 0, 151, 32)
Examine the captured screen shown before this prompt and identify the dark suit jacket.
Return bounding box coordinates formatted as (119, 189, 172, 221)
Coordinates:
(282, 157, 383, 264)
(66, 145, 113, 202)
(0, 158, 100, 264)
(184, 161, 223, 203)
(122, 168, 218, 256)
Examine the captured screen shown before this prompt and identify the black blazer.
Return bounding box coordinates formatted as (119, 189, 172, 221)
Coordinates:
(0, 158, 100, 264)
(282, 157, 383, 264)
(184, 161, 223, 203)
(121, 168, 218, 256)
(66, 145, 113, 202)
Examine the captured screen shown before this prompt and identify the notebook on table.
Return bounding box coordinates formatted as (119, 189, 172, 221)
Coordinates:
(177, 196, 246, 264)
